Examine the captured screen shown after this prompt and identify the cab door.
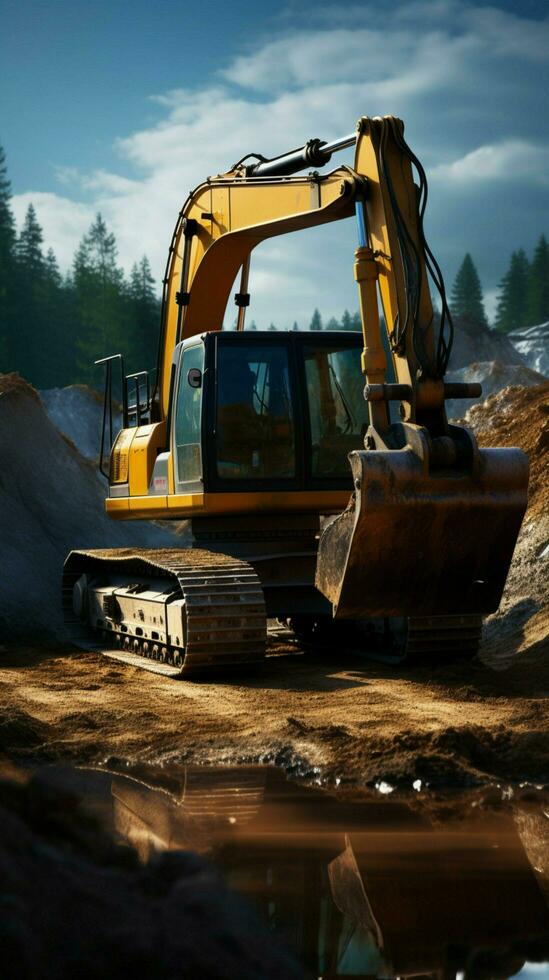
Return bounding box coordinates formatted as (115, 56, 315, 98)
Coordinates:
(172, 342, 205, 492)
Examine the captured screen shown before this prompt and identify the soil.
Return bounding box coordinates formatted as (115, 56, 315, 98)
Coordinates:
(1, 626, 548, 789)
(0, 376, 547, 976)
(469, 380, 549, 520)
(0, 379, 546, 790)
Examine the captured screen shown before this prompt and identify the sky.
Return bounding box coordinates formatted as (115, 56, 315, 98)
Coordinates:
(2, 0, 548, 326)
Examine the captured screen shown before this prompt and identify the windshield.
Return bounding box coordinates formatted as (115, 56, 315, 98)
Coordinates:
(304, 346, 368, 478)
(216, 344, 296, 481)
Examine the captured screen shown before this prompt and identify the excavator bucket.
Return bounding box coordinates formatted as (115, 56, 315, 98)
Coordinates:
(316, 444, 529, 620)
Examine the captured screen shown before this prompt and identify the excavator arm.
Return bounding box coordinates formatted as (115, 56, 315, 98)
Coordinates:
(155, 170, 356, 416)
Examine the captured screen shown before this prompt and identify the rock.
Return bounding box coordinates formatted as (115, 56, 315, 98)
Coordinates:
(448, 315, 526, 371)
(508, 322, 549, 378)
(446, 360, 546, 419)
(39, 384, 117, 461)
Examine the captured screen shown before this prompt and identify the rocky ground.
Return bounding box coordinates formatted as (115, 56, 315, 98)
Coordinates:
(0, 372, 547, 979)
(0, 377, 547, 790)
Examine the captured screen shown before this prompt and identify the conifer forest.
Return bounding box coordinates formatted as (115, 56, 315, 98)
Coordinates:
(1, 144, 548, 391)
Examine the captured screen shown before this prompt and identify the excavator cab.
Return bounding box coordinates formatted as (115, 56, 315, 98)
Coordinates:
(170, 330, 368, 495)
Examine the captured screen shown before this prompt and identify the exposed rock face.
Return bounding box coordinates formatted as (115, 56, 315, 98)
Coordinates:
(448, 315, 526, 371)
(508, 322, 549, 378)
(39, 384, 117, 461)
(0, 375, 175, 642)
(446, 361, 546, 419)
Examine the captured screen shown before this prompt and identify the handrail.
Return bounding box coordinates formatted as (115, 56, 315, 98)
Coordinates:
(95, 353, 126, 479)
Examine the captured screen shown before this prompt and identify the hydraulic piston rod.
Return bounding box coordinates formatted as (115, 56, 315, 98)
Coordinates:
(249, 132, 357, 178)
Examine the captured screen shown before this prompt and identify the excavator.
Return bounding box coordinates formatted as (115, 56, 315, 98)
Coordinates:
(63, 115, 529, 676)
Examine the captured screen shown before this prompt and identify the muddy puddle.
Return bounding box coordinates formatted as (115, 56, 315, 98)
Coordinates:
(29, 762, 549, 979)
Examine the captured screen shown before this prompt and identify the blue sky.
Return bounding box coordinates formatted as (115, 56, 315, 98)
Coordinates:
(2, 0, 548, 326)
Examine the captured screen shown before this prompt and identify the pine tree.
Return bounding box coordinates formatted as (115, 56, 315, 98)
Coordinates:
(45, 247, 61, 288)
(268, 322, 277, 331)
(16, 204, 45, 276)
(248, 319, 257, 330)
(39, 245, 76, 387)
(341, 310, 352, 331)
(291, 320, 299, 331)
(526, 234, 549, 326)
(494, 249, 530, 333)
(12, 204, 49, 383)
(0, 145, 16, 370)
(309, 308, 323, 331)
(73, 213, 127, 382)
(326, 316, 340, 331)
(450, 254, 488, 327)
(128, 255, 160, 374)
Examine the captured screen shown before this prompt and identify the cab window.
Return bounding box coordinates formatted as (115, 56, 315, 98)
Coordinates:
(304, 346, 368, 478)
(216, 344, 295, 480)
(174, 345, 204, 485)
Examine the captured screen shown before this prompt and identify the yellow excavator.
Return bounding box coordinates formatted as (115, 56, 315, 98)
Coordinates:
(63, 115, 529, 675)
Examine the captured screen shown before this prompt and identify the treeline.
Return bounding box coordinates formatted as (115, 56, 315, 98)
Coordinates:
(450, 241, 549, 333)
(1, 141, 548, 391)
(0, 146, 160, 390)
(247, 309, 362, 332)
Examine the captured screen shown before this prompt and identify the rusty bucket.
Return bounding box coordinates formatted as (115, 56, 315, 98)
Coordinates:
(316, 445, 529, 620)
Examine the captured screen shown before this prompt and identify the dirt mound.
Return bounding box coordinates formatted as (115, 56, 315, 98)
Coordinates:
(0, 763, 301, 979)
(39, 384, 112, 461)
(458, 382, 549, 670)
(329, 725, 549, 789)
(0, 375, 175, 642)
(446, 361, 546, 419)
(465, 381, 549, 520)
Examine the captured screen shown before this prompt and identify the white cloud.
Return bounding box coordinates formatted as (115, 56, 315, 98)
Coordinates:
(432, 141, 549, 187)
(11, 1, 549, 327)
(11, 193, 94, 270)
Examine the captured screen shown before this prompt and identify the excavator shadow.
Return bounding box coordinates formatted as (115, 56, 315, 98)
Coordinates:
(218, 652, 375, 693)
(0, 642, 86, 670)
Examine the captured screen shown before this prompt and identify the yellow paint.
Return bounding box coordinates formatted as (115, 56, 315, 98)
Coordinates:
(354, 116, 435, 393)
(159, 173, 355, 416)
(105, 117, 441, 531)
(105, 497, 130, 515)
(127, 420, 167, 496)
(107, 489, 351, 521)
(110, 428, 136, 483)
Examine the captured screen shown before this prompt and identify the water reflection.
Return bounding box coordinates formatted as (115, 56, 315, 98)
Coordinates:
(98, 765, 549, 979)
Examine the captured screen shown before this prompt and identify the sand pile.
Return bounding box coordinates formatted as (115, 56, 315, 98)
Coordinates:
(0, 374, 175, 642)
(466, 381, 549, 520)
(39, 384, 113, 461)
(461, 382, 549, 668)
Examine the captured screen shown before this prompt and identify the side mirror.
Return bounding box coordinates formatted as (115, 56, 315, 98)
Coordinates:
(188, 368, 202, 389)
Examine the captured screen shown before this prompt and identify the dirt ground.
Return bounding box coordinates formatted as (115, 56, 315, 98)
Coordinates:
(1, 381, 547, 791)
(1, 634, 548, 789)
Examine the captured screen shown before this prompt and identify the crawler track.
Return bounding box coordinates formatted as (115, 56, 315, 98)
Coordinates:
(280, 612, 483, 663)
(405, 614, 483, 661)
(63, 548, 267, 677)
